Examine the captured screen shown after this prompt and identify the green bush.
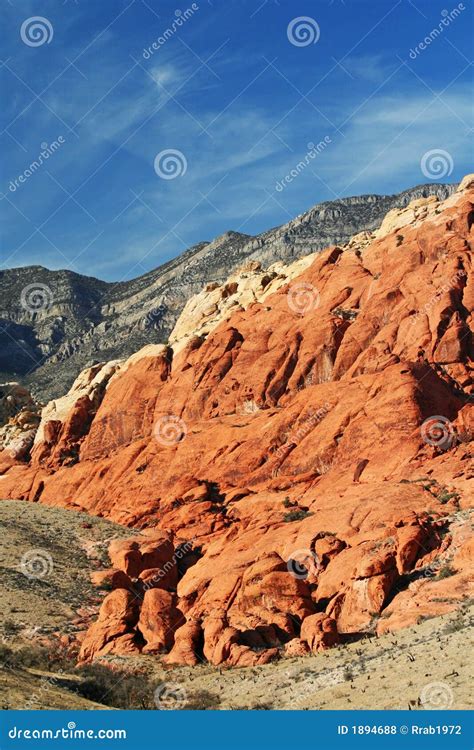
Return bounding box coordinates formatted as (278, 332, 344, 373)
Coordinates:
(437, 564, 457, 579)
(436, 489, 460, 505)
(283, 509, 313, 522)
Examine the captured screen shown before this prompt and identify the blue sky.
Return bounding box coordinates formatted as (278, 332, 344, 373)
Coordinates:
(1, 0, 472, 281)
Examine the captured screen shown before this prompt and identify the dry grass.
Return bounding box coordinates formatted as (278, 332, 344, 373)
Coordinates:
(0, 500, 133, 640)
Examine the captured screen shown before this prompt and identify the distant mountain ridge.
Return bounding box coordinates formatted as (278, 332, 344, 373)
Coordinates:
(0, 181, 456, 399)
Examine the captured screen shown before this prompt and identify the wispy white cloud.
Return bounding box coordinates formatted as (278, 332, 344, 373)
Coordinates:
(342, 54, 399, 83)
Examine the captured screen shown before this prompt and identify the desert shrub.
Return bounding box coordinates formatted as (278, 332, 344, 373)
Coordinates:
(184, 689, 221, 710)
(333, 307, 358, 321)
(437, 564, 457, 579)
(0, 643, 15, 666)
(444, 613, 465, 634)
(249, 701, 274, 710)
(436, 489, 460, 505)
(0, 643, 153, 710)
(2, 619, 21, 636)
(0, 643, 69, 671)
(76, 663, 154, 709)
(283, 510, 313, 523)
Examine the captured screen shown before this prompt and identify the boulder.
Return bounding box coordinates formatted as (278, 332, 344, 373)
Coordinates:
(78, 589, 140, 662)
(300, 613, 339, 652)
(138, 589, 184, 653)
(90, 568, 133, 591)
(108, 532, 176, 584)
(163, 620, 202, 666)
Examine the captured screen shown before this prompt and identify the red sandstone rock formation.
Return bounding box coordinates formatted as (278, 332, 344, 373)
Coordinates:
(1, 177, 473, 666)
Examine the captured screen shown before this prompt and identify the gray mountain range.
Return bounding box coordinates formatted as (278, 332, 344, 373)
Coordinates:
(0, 181, 456, 400)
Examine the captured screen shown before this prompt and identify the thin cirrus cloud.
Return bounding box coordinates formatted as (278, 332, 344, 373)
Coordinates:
(324, 87, 473, 188)
(1, 0, 472, 280)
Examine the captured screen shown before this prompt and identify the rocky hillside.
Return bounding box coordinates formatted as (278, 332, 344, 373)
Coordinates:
(2, 498, 470, 709)
(1, 183, 455, 400)
(0, 176, 472, 670)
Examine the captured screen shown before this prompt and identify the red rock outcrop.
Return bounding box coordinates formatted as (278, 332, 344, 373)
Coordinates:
(2, 178, 473, 667)
(0, 383, 41, 467)
(300, 613, 340, 652)
(78, 589, 140, 662)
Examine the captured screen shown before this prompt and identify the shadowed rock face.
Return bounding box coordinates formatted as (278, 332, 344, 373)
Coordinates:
(1, 183, 455, 400)
(0, 178, 472, 667)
